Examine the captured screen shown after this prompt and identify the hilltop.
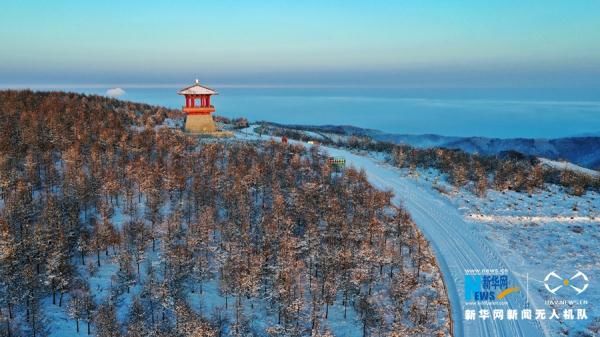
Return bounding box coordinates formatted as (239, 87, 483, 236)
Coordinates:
(0, 91, 449, 337)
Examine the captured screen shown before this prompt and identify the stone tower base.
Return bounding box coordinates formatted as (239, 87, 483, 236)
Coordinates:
(185, 114, 217, 133)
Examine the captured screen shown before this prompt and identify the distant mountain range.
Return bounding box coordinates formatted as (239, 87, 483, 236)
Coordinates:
(374, 133, 600, 170)
(264, 123, 600, 170)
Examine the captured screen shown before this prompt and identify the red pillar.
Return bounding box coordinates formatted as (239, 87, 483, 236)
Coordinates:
(207, 95, 211, 106)
(191, 95, 195, 107)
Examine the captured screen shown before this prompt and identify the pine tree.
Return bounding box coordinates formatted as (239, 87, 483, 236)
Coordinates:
(95, 303, 121, 337)
(115, 245, 135, 294)
(27, 294, 48, 337)
(46, 229, 73, 307)
(474, 163, 488, 197)
(125, 298, 147, 337)
(189, 207, 214, 295)
(357, 295, 380, 337)
(68, 278, 90, 333)
(0, 220, 21, 321)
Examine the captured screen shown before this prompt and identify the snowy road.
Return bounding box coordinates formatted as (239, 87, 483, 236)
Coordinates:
(237, 127, 549, 337)
(315, 146, 548, 337)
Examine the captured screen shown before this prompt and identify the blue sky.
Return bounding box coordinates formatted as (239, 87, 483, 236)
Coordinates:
(1, 0, 600, 87)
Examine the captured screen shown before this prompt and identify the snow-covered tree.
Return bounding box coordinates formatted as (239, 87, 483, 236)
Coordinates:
(95, 302, 121, 337)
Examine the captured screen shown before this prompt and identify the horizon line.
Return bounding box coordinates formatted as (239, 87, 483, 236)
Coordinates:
(2, 83, 600, 90)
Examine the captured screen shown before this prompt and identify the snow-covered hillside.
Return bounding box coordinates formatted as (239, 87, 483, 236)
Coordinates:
(241, 125, 600, 337)
(260, 123, 600, 170)
(430, 170, 600, 336)
(0, 91, 454, 337)
(2, 88, 598, 337)
(538, 158, 600, 179)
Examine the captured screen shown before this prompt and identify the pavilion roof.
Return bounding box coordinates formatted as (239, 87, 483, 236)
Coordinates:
(178, 80, 218, 95)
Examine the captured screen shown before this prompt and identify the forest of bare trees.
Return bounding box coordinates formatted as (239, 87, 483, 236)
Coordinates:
(0, 91, 449, 337)
(259, 124, 600, 197)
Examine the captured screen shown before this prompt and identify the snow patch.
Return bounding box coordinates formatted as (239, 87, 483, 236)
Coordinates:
(538, 157, 600, 178)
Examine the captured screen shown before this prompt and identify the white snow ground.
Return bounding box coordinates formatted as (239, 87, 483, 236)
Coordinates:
(33, 125, 599, 337)
(238, 126, 563, 337)
(538, 158, 600, 178)
(307, 149, 549, 337)
(41, 134, 366, 337)
(429, 172, 600, 337)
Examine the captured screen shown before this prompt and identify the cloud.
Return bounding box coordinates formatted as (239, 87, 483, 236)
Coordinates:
(106, 87, 126, 98)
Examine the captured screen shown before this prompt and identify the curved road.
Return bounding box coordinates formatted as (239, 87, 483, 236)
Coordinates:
(319, 146, 548, 337)
(238, 128, 549, 337)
